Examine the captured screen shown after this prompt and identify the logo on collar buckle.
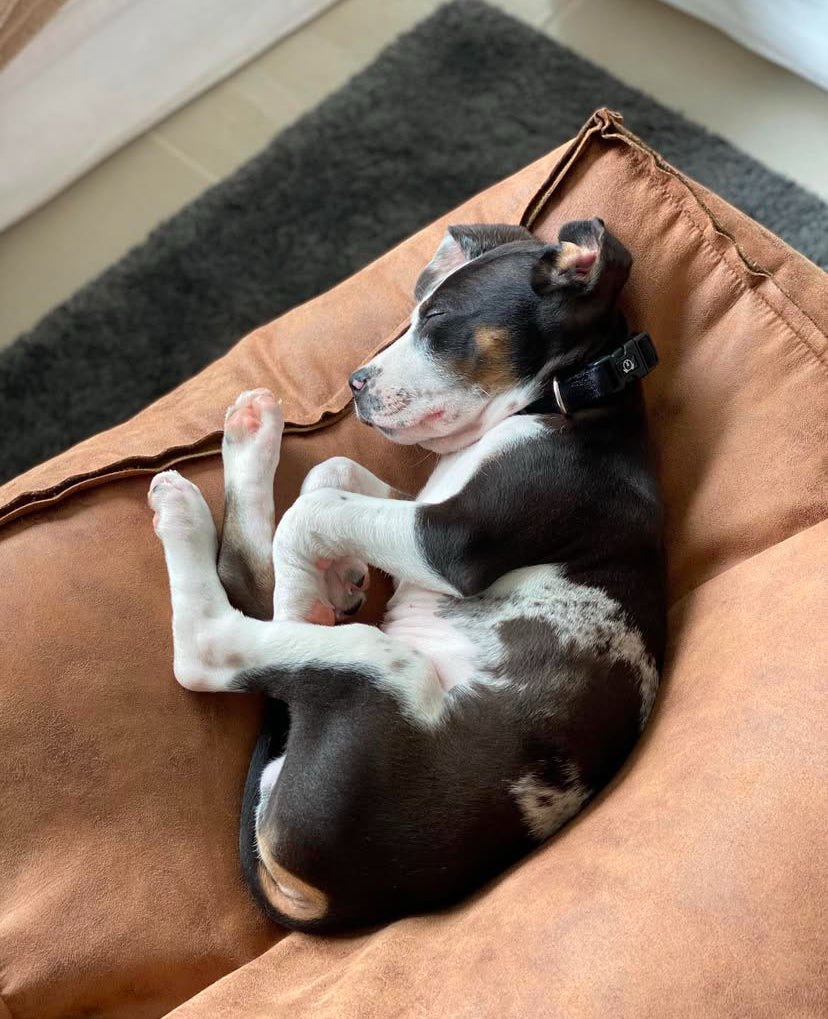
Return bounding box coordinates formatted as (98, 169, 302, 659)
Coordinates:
(611, 333, 659, 384)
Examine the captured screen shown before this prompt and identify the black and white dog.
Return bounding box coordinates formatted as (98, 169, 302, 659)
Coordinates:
(149, 218, 665, 932)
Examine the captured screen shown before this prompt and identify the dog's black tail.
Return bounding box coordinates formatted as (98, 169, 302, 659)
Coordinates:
(238, 697, 289, 906)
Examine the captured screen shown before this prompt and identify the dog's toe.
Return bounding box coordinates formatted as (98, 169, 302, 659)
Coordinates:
(224, 389, 283, 443)
(148, 470, 213, 540)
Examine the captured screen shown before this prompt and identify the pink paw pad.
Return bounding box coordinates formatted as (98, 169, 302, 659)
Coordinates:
(224, 389, 282, 443)
(306, 602, 336, 627)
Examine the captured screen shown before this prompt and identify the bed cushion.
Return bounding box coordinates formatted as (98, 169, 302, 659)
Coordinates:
(0, 109, 825, 1018)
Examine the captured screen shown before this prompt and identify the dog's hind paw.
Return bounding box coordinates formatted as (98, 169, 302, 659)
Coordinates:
(148, 471, 212, 535)
(223, 388, 284, 487)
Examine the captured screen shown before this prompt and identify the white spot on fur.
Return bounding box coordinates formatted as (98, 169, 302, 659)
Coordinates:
(257, 756, 285, 821)
(416, 564, 659, 730)
(368, 644, 446, 726)
(384, 417, 550, 692)
(511, 769, 590, 840)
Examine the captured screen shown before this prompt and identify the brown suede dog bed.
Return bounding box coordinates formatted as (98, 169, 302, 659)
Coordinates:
(0, 111, 825, 1018)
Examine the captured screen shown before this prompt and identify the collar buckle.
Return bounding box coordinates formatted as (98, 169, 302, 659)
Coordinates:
(610, 333, 659, 385)
(552, 332, 659, 416)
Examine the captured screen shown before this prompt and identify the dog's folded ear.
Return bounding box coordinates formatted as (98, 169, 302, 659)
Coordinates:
(530, 217, 607, 296)
(414, 223, 534, 301)
(530, 242, 598, 295)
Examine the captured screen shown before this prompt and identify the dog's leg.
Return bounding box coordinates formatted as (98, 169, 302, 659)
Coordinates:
(301, 457, 408, 500)
(271, 489, 457, 623)
(218, 389, 284, 620)
(197, 613, 443, 724)
(299, 457, 411, 623)
(149, 469, 443, 716)
(218, 390, 397, 621)
(148, 470, 233, 690)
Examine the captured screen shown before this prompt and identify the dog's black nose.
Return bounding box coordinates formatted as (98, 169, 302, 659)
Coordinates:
(349, 369, 370, 393)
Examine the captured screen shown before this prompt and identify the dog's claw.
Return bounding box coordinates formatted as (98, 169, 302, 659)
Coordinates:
(343, 566, 367, 590)
(321, 557, 370, 622)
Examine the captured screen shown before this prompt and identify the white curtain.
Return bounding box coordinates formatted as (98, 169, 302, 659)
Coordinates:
(661, 0, 828, 91)
(0, 0, 338, 230)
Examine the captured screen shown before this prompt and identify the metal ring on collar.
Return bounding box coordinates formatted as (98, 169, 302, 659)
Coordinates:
(552, 377, 569, 416)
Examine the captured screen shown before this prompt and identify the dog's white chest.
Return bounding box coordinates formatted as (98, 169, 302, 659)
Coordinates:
(416, 415, 545, 504)
(381, 416, 547, 690)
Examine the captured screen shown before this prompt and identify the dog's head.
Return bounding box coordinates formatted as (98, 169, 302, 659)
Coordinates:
(349, 218, 632, 452)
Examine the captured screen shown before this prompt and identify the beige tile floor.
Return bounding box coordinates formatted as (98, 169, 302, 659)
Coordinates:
(1, 0, 826, 348)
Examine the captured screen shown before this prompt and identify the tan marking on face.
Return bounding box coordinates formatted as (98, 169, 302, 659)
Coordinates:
(256, 832, 328, 922)
(457, 325, 518, 393)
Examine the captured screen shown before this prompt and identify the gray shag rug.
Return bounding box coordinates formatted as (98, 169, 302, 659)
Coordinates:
(2, 0, 826, 484)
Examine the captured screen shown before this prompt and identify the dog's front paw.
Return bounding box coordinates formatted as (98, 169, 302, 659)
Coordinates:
(272, 558, 369, 626)
(272, 492, 370, 625)
(320, 556, 370, 622)
(272, 556, 335, 625)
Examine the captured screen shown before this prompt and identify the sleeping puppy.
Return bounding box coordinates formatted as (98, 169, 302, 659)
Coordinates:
(148, 217, 666, 932)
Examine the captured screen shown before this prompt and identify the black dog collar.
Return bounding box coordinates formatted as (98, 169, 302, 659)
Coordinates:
(552, 332, 658, 415)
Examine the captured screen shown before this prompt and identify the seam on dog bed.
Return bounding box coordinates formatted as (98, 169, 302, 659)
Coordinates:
(2, 109, 824, 530)
(0, 314, 414, 530)
(0, 408, 354, 529)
